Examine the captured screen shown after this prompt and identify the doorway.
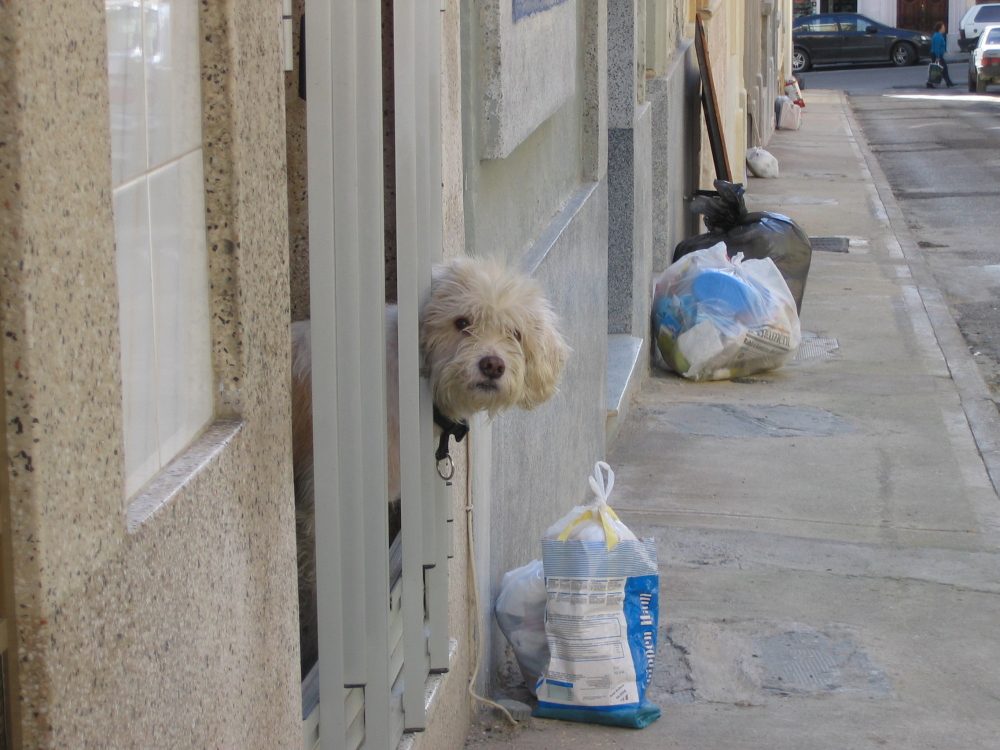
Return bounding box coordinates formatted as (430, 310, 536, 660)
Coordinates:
(819, 1, 857, 11)
(897, 0, 949, 32)
(794, 0, 815, 18)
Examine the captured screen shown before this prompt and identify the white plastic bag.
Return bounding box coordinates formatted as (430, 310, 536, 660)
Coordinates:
(544, 462, 637, 547)
(533, 462, 661, 728)
(776, 96, 802, 130)
(746, 146, 779, 178)
(494, 560, 548, 694)
(652, 242, 801, 381)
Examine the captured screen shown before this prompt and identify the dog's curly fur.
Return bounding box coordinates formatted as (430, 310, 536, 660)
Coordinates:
(421, 257, 569, 419)
(291, 257, 568, 674)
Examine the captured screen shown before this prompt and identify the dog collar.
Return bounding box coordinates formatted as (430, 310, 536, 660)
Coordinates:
(433, 405, 469, 463)
(433, 406, 469, 482)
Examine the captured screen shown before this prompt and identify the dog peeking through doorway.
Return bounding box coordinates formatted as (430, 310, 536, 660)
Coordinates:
(290, 256, 569, 674)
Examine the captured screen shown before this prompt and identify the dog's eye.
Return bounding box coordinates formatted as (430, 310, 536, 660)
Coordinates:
(455, 318, 471, 331)
(513, 330, 522, 343)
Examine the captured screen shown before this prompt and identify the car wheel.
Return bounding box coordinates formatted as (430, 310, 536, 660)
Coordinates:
(969, 73, 978, 92)
(891, 42, 916, 67)
(977, 75, 988, 93)
(792, 47, 811, 73)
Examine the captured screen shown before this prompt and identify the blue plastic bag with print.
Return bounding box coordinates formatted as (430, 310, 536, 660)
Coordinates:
(533, 463, 661, 728)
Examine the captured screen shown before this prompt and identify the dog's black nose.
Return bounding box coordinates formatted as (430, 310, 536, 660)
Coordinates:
(479, 356, 505, 380)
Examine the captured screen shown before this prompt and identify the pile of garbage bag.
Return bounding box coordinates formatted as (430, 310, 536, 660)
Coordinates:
(495, 462, 660, 729)
(653, 242, 801, 381)
(673, 180, 812, 313)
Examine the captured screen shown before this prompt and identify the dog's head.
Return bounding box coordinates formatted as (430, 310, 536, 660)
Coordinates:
(419, 257, 569, 421)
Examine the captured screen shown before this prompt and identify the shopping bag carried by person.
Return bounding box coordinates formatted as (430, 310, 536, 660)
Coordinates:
(928, 61, 944, 85)
(532, 462, 661, 729)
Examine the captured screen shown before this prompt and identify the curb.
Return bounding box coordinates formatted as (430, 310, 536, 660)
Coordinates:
(838, 89, 1000, 498)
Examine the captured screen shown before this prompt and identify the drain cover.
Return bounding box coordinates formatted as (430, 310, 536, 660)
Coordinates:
(754, 628, 892, 697)
(651, 621, 892, 706)
(810, 236, 849, 253)
(756, 634, 843, 693)
(803, 173, 847, 179)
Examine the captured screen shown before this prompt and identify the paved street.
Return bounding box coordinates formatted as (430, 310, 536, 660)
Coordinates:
(849, 83, 1000, 399)
(466, 89, 1000, 749)
(799, 52, 972, 93)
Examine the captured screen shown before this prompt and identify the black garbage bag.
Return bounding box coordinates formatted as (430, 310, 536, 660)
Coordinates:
(673, 180, 812, 312)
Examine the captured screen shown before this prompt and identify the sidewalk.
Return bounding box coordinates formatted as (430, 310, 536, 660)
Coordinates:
(466, 90, 1000, 749)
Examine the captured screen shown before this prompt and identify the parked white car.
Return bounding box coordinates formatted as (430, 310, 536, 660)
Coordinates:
(959, 3, 1000, 52)
(969, 25, 1000, 92)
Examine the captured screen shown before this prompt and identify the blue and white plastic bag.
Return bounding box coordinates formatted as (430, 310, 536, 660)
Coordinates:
(532, 463, 661, 728)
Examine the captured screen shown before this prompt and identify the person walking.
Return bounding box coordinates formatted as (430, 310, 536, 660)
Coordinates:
(927, 21, 955, 88)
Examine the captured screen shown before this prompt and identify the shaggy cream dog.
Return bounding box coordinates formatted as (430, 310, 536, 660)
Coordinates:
(290, 256, 569, 673)
(420, 256, 569, 421)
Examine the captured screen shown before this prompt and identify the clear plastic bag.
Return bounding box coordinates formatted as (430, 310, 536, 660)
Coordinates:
(672, 181, 812, 313)
(653, 242, 801, 381)
(494, 560, 548, 695)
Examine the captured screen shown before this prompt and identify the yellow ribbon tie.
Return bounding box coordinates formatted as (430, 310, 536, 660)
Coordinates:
(556, 505, 621, 549)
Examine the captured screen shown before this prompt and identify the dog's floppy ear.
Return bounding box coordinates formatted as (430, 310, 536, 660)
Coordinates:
(519, 304, 569, 410)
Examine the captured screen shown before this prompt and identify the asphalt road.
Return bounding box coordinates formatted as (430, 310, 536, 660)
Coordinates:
(799, 52, 971, 93)
(810, 60, 1000, 398)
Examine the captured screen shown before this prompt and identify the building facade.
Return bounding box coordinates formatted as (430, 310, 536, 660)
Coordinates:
(797, 0, 977, 44)
(1, 1, 787, 747)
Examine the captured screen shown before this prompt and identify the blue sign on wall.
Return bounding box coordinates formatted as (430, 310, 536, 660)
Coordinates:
(513, 0, 569, 22)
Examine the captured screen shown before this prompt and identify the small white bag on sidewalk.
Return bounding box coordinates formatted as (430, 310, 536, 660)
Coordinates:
(776, 95, 802, 130)
(746, 146, 779, 178)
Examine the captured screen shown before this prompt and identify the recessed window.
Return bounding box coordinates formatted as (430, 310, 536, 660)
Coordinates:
(106, 0, 213, 497)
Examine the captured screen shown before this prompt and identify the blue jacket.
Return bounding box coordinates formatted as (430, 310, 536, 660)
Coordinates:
(931, 31, 947, 59)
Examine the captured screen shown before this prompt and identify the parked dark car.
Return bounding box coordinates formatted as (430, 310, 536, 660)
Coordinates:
(792, 13, 932, 72)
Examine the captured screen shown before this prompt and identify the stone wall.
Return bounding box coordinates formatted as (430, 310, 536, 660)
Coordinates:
(0, 1, 300, 745)
(648, 39, 703, 273)
(485, 180, 610, 691)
